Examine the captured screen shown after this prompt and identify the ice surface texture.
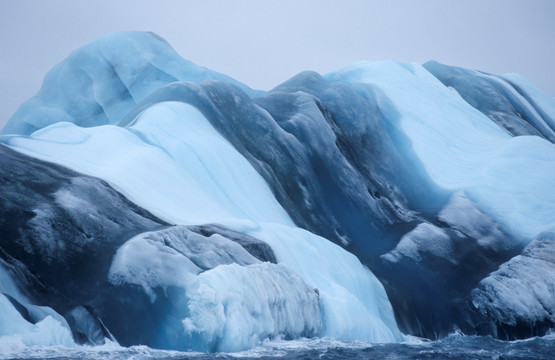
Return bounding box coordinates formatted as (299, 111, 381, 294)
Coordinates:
(466, 231, 555, 339)
(424, 61, 555, 142)
(2, 99, 403, 349)
(1, 31, 554, 351)
(0, 144, 333, 351)
(1, 32, 262, 136)
(0, 143, 167, 346)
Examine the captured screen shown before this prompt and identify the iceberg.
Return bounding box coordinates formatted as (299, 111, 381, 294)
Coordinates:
(1, 32, 262, 136)
(0, 91, 402, 349)
(1, 31, 554, 352)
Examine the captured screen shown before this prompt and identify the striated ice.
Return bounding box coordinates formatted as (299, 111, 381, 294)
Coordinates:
(1, 31, 554, 350)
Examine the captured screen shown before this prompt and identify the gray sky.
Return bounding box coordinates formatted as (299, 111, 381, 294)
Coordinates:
(1, 0, 554, 130)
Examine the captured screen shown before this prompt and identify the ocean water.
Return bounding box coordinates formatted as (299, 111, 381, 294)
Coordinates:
(1, 334, 554, 360)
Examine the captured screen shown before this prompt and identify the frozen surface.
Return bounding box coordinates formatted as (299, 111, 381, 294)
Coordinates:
(1, 32, 262, 135)
(3, 102, 293, 226)
(326, 60, 509, 189)
(0, 294, 74, 348)
(183, 262, 321, 352)
(108, 231, 201, 301)
(469, 231, 555, 338)
(437, 191, 510, 251)
(501, 73, 555, 134)
(3, 100, 402, 347)
(382, 223, 455, 264)
(107, 226, 323, 352)
(424, 61, 555, 142)
(0, 142, 169, 347)
(222, 220, 403, 343)
(326, 61, 555, 243)
(1, 32, 554, 351)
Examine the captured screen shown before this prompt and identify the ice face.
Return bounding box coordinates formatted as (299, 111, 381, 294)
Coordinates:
(3, 102, 293, 226)
(0, 142, 169, 347)
(424, 61, 555, 142)
(0, 294, 74, 348)
(382, 223, 455, 264)
(1, 32, 554, 348)
(223, 221, 403, 343)
(106, 226, 322, 352)
(500, 73, 555, 135)
(0, 265, 73, 349)
(0, 100, 403, 348)
(325, 60, 555, 243)
(183, 262, 321, 352)
(325, 61, 509, 189)
(467, 231, 555, 339)
(1, 32, 262, 136)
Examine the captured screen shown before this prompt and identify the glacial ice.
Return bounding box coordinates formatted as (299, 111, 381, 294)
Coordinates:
(0, 296, 74, 348)
(107, 226, 323, 352)
(1, 32, 261, 136)
(3, 102, 293, 226)
(0, 142, 168, 347)
(183, 262, 321, 352)
(0, 265, 74, 348)
(223, 221, 404, 343)
(424, 61, 555, 141)
(325, 60, 555, 243)
(108, 231, 202, 301)
(501, 73, 555, 134)
(1, 31, 554, 350)
(381, 223, 455, 264)
(468, 231, 555, 339)
(1, 99, 402, 348)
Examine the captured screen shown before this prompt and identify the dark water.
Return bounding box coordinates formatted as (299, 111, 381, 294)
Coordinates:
(2, 334, 554, 360)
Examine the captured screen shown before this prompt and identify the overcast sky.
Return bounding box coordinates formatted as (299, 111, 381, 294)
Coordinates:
(1, 0, 554, 130)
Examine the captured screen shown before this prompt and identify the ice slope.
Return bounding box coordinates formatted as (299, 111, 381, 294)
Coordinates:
(501, 73, 555, 135)
(1, 32, 262, 136)
(1, 101, 403, 349)
(4, 102, 292, 226)
(0, 259, 74, 349)
(424, 61, 555, 142)
(0, 137, 396, 351)
(0, 142, 170, 347)
(322, 61, 555, 337)
(222, 220, 402, 343)
(0, 293, 74, 349)
(326, 61, 555, 242)
(1, 31, 554, 346)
